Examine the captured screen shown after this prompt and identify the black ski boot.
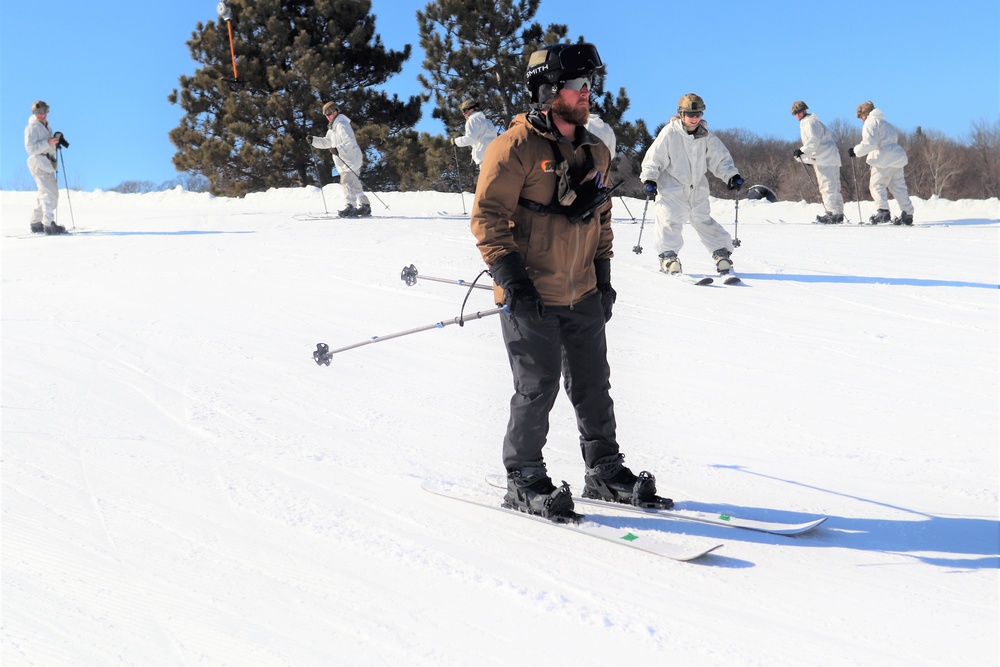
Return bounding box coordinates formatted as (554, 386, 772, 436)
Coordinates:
(868, 208, 891, 225)
(355, 203, 372, 218)
(30, 222, 44, 233)
(815, 212, 841, 225)
(712, 248, 733, 274)
(338, 204, 358, 218)
(582, 454, 673, 509)
(893, 211, 914, 226)
(44, 223, 67, 235)
(658, 251, 681, 274)
(504, 465, 580, 523)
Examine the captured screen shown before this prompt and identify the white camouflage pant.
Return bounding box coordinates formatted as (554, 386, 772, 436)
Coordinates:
(340, 170, 370, 208)
(814, 164, 844, 215)
(653, 204, 734, 258)
(29, 164, 58, 224)
(869, 166, 913, 214)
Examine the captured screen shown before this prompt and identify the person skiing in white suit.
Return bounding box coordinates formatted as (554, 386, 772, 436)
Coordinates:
(791, 100, 844, 224)
(850, 101, 914, 225)
(24, 100, 65, 234)
(308, 102, 371, 217)
(640, 93, 743, 276)
(452, 99, 497, 166)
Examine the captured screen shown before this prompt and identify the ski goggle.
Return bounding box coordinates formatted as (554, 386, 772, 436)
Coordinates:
(681, 111, 703, 118)
(560, 77, 592, 92)
(556, 44, 603, 74)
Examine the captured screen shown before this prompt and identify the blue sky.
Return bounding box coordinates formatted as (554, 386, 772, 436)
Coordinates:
(2, 0, 997, 191)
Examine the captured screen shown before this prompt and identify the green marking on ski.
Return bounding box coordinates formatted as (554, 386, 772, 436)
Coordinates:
(718, 514, 732, 521)
(621, 533, 640, 542)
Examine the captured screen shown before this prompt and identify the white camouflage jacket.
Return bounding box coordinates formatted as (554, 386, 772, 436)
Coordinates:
(311, 113, 364, 174)
(798, 113, 841, 167)
(639, 117, 738, 222)
(853, 109, 908, 168)
(24, 114, 57, 174)
(454, 111, 497, 165)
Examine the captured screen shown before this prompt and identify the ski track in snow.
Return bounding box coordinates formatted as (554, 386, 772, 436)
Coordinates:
(2, 188, 998, 666)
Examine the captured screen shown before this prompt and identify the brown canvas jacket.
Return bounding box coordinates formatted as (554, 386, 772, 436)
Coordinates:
(471, 112, 613, 308)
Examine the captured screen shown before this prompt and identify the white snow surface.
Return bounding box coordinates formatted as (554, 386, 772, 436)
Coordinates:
(2, 186, 998, 666)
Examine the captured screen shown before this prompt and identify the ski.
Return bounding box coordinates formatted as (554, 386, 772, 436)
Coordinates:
(424, 480, 722, 562)
(5, 230, 104, 239)
(666, 272, 714, 286)
(485, 475, 826, 536)
(718, 272, 742, 285)
(573, 497, 826, 535)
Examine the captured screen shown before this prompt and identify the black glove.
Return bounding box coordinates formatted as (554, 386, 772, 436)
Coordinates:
(793, 148, 803, 159)
(848, 147, 856, 157)
(594, 258, 616, 322)
(306, 136, 314, 145)
(53, 132, 69, 149)
(490, 253, 544, 322)
(643, 180, 657, 199)
(331, 147, 339, 156)
(727, 174, 744, 191)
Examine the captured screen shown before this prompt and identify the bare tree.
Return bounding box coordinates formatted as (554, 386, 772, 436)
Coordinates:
(967, 119, 1000, 198)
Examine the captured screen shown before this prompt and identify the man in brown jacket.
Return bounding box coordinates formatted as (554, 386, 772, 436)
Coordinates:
(471, 43, 670, 521)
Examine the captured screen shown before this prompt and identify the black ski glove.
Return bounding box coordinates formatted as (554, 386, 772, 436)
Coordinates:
(848, 147, 856, 157)
(793, 148, 803, 159)
(306, 136, 314, 145)
(727, 174, 744, 191)
(331, 147, 339, 156)
(643, 180, 657, 199)
(490, 253, 544, 322)
(594, 258, 616, 322)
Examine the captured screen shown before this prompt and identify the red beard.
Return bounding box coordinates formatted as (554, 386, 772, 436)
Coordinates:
(551, 94, 589, 126)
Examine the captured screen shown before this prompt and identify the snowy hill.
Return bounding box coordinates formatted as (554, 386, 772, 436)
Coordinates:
(2, 187, 998, 666)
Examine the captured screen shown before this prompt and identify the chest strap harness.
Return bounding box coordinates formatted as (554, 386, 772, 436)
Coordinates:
(518, 140, 619, 224)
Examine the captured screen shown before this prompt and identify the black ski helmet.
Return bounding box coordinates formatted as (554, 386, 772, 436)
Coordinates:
(526, 42, 603, 109)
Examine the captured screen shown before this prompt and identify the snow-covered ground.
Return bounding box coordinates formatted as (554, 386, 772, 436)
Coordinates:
(2, 186, 998, 666)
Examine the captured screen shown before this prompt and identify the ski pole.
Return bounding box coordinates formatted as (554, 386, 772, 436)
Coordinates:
(339, 158, 389, 210)
(732, 189, 741, 248)
(57, 147, 75, 230)
(310, 155, 329, 214)
(312, 306, 504, 364)
(453, 144, 466, 216)
(616, 194, 635, 222)
(632, 198, 649, 254)
(850, 156, 863, 224)
(400, 264, 491, 290)
(218, 1, 239, 83)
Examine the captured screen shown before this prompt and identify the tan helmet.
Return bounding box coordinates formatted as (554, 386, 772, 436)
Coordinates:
(460, 99, 479, 113)
(321, 101, 338, 116)
(790, 100, 808, 115)
(677, 93, 706, 114)
(31, 100, 49, 115)
(856, 100, 875, 118)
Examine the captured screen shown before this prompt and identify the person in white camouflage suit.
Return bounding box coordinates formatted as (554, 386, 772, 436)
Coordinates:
(24, 100, 66, 234)
(452, 99, 497, 166)
(791, 100, 844, 224)
(850, 101, 914, 225)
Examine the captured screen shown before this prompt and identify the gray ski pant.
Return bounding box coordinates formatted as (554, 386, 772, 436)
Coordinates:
(499, 291, 620, 473)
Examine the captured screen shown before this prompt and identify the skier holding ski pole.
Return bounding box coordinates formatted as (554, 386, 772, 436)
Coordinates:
(307, 102, 375, 218)
(471, 42, 671, 522)
(24, 101, 66, 235)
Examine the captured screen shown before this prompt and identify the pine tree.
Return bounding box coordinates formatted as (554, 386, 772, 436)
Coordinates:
(168, 0, 420, 196)
(416, 0, 567, 133)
